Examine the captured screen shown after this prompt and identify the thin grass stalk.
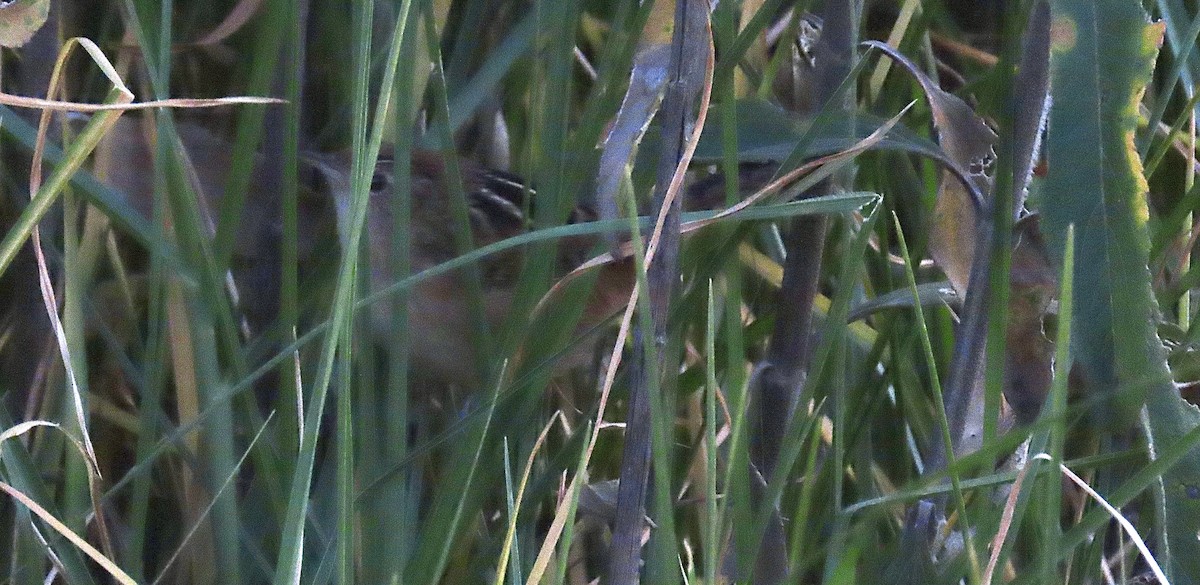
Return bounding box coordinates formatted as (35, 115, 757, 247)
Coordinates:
(704, 283, 720, 585)
(500, 440, 518, 585)
(528, 0, 578, 226)
(337, 278, 357, 583)
(150, 415, 273, 585)
(121, 3, 241, 577)
(892, 214, 980, 583)
(839, 447, 1142, 519)
(646, 328, 683, 580)
(0, 479, 134, 585)
(548, 423, 592, 585)
(211, 7, 288, 273)
(276, 0, 369, 580)
(746, 3, 858, 581)
(25, 60, 125, 565)
(787, 413, 824, 576)
(1035, 225, 1076, 581)
(422, 4, 494, 383)
(1143, 92, 1200, 183)
(272, 0, 415, 578)
(335, 2, 379, 578)
(400, 3, 519, 579)
(275, 0, 308, 467)
(742, 200, 880, 580)
(503, 0, 583, 378)
(711, 0, 789, 95)
(126, 280, 168, 581)
(58, 151, 94, 546)
(182, 120, 257, 579)
(712, 6, 754, 575)
(22, 71, 138, 581)
(986, 264, 1073, 581)
(121, 41, 174, 577)
(608, 2, 711, 581)
(867, 0, 922, 101)
(216, 0, 309, 557)
(979, 16, 1019, 450)
(367, 2, 420, 579)
(498, 413, 559, 585)
(832, 223, 849, 517)
(442, 0, 488, 91)
(751, 0, 862, 470)
(566, 1, 655, 183)
(408, 367, 504, 585)
(647, 3, 713, 580)
(0, 90, 129, 277)
(143, 4, 255, 569)
(605, 163, 663, 585)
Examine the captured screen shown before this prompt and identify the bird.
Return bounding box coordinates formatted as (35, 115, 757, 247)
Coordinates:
(92, 118, 620, 391)
(305, 148, 597, 389)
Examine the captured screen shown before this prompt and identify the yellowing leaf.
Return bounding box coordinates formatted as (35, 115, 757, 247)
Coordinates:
(0, 0, 49, 47)
(641, 0, 675, 46)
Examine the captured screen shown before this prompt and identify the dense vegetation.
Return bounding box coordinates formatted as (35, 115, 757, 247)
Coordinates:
(0, 0, 1198, 583)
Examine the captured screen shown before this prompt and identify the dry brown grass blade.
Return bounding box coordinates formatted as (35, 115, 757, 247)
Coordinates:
(16, 35, 281, 574)
(532, 101, 910, 323)
(1041, 454, 1170, 585)
(0, 482, 138, 585)
(190, 0, 266, 47)
(2, 94, 283, 111)
(531, 5, 717, 582)
(0, 421, 135, 585)
(983, 451, 1034, 584)
(494, 411, 562, 585)
(26, 38, 135, 564)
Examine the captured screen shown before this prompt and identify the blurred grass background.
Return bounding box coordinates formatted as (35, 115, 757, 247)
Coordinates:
(0, 0, 1197, 583)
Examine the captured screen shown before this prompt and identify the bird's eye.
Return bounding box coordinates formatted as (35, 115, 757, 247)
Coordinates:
(370, 171, 390, 193)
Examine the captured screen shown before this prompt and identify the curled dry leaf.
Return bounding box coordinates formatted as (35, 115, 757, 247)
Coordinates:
(595, 44, 671, 246)
(864, 2, 1056, 432)
(861, 41, 996, 295)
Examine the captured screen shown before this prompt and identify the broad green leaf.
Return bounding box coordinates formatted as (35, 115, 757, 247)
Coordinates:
(1144, 378, 1200, 584)
(1040, 0, 1167, 429)
(1041, 1, 1200, 581)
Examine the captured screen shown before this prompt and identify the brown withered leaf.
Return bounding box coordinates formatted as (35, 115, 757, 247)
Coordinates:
(884, 2, 1056, 571)
(862, 40, 996, 296)
(640, 0, 677, 46)
(1004, 214, 1056, 424)
(862, 41, 995, 192)
(932, 179, 979, 296)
